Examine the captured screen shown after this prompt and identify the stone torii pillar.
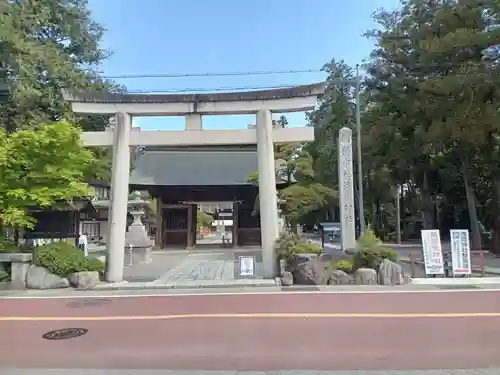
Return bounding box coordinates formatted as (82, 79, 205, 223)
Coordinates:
(106, 112, 132, 282)
(256, 109, 280, 278)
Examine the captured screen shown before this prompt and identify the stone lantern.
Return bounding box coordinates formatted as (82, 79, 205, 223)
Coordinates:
(277, 197, 286, 233)
(124, 191, 153, 265)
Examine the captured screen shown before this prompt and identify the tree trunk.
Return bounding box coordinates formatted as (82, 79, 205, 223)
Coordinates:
(461, 163, 482, 250)
(14, 227, 20, 245)
(492, 178, 500, 255)
(422, 171, 434, 229)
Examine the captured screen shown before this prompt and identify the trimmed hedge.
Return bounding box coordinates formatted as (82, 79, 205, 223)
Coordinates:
(34, 242, 105, 278)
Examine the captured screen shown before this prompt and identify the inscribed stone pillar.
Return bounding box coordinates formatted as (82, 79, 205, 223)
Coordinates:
(106, 112, 132, 282)
(256, 109, 279, 277)
(338, 127, 356, 251)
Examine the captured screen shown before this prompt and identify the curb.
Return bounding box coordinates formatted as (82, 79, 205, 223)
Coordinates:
(91, 280, 278, 291)
(411, 277, 500, 285)
(399, 258, 500, 276)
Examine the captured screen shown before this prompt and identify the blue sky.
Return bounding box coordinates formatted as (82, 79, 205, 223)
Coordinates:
(87, 0, 400, 131)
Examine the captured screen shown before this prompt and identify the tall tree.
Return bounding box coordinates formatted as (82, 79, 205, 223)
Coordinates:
(0, 0, 120, 180)
(306, 59, 356, 222)
(0, 0, 111, 129)
(362, 0, 500, 249)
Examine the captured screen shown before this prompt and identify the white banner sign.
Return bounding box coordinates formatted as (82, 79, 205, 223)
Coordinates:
(239, 256, 255, 276)
(421, 229, 444, 275)
(450, 229, 472, 275)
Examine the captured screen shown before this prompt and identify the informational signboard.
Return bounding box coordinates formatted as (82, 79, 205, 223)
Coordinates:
(450, 229, 472, 276)
(239, 256, 255, 277)
(421, 229, 445, 275)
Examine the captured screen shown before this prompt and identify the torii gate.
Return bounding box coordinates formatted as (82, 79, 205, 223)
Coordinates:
(62, 83, 325, 282)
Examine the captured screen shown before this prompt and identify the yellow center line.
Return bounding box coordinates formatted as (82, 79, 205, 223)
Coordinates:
(0, 312, 500, 321)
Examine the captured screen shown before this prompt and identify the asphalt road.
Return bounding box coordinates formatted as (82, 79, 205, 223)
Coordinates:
(1, 291, 500, 372)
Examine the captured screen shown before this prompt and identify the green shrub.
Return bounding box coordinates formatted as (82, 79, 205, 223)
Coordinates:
(352, 229, 398, 270)
(275, 232, 323, 264)
(34, 242, 105, 278)
(275, 232, 301, 264)
(0, 237, 21, 253)
(85, 256, 105, 275)
(355, 229, 382, 251)
(333, 259, 354, 273)
(294, 241, 323, 255)
(0, 269, 9, 282)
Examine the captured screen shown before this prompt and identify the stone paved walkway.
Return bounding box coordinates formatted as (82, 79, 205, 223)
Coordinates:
(99, 247, 266, 288)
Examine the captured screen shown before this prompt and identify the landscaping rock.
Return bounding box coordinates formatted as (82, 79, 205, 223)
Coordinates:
(328, 269, 354, 285)
(319, 252, 352, 263)
(68, 271, 100, 289)
(355, 268, 377, 285)
(281, 271, 294, 286)
(26, 265, 70, 289)
(295, 253, 318, 262)
(288, 253, 320, 273)
(378, 259, 404, 285)
(292, 259, 328, 285)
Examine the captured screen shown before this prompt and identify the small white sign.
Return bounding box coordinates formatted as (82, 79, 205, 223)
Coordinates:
(219, 212, 232, 217)
(239, 256, 255, 276)
(421, 229, 444, 275)
(450, 229, 472, 275)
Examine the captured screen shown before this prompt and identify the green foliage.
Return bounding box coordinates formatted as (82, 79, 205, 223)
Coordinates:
(84, 257, 106, 275)
(0, 121, 94, 228)
(0, 271, 9, 281)
(307, 59, 356, 189)
(355, 229, 383, 251)
(353, 247, 398, 271)
(197, 209, 213, 230)
(0, 0, 110, 132)
(275, 232, 300, 264)
(352, 230, 398, 270)
(355, 0, 500, 248)
(246, 171, 259, 185)
(293, 241, 323, 255)
(275, 232, 323, 264)
(0, 237, 21, 253)
(248, 116, 335, 226)
(34, 242, 104, 278)
(0, 0, 122, 182)
(279, 183, 336, 223)
(333, 259, 354, 274)
(0, 238, 17, 281)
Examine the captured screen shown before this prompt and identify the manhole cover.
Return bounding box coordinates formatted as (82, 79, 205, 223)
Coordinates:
(66, 298, 112, 308)
(436, 285, 479, 290)
(42, 328, 88, 340)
